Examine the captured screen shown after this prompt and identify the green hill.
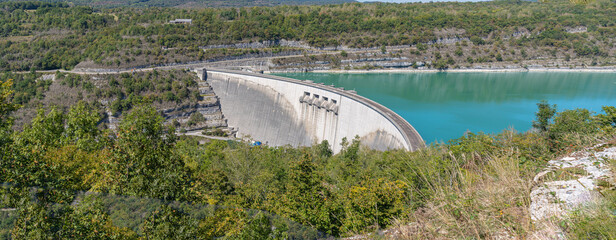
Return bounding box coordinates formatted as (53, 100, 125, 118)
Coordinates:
(0, 0, 355, 8)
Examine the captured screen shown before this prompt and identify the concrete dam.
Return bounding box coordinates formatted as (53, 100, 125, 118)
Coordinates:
(197, 68, 425, 153)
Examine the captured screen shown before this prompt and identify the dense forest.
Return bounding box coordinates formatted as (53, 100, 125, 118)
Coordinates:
(0, 0, 615, 71)
(1, 74, 616, 238)
(0, 0, 355, 8)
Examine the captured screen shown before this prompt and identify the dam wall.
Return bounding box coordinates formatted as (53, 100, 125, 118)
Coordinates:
(199, 68, 424, 153)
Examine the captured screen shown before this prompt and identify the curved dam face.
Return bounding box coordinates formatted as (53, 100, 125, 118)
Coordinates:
(200, 68, 424, 153)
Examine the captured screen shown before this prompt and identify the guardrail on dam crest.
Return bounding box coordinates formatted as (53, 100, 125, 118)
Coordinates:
(197, 68, 424, 153)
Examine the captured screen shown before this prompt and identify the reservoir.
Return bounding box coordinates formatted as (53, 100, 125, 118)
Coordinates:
(274, 72, 616, 144)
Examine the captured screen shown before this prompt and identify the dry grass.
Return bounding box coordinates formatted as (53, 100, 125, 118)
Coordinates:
(388, 148, 535, 239)
(562, 148, 616, 239)
(385, 134, 614, 239)
(0, 35, 33, 43)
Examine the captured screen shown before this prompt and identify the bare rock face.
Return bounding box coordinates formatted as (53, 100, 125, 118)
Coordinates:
(161, 78, 228, 131)
(529, 145, 615, 238)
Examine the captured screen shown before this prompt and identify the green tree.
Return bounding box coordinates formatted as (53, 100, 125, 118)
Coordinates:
(455, 47, 463, 56)
(315, 140, 333, 158)
(532, 100, 557, 132)
(0, 79, 19, 132)
(234, 213, 275, 240)
(470, 36, 485, 45)
(64, 101, 103, 151)
(8, 108, 76, 204)
(10, 203, 63, 239)
(141, 205, 199, 240)
(416, 43, 427, 51)
(105, 104, 188, 200)
(60, 195, 138, 239)
(596, 106, 616, 132)
(549, 109, 597, 135)
(17, 108, 65, 150)
(0, 79, 19, 179)
(190, 169, 235, 205)
(11, 196, 137, 240)
(339, 136, 361, 181)
(198, 208, 248, 238)
(282, 156, 341, 236)
(187, 112, 206, 126)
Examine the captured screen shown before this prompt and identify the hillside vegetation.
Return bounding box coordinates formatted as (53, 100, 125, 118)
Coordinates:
(0, 0, 615, 71)
(0, 0, 354, 8)
(1, 75, 616, 238)
(0, 70, 203, 130)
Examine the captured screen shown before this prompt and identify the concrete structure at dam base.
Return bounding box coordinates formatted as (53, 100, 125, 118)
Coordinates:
(196, 68, 424, 153)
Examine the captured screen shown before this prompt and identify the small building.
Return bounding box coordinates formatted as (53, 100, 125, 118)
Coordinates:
(169, 19, 192, 24)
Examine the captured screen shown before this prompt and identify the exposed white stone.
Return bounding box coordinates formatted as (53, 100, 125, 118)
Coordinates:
(530, 146, 615, 222)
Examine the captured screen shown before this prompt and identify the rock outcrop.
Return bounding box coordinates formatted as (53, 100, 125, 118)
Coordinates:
(161, 77, 227, 132)
(530, 144, 615, 239)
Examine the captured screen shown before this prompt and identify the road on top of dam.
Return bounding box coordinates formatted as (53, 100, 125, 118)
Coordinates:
(207, 68, 425, 151)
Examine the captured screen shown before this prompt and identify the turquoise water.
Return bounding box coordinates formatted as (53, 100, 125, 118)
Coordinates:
(273, 72, 616, 143)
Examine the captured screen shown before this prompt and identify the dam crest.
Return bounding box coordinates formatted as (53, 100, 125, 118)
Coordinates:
(196, 68, 424, 153)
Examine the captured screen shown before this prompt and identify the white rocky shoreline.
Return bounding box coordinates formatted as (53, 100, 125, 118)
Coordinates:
(267, 66, 616, 74)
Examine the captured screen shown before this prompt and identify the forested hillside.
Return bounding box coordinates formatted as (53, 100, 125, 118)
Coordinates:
(0, 0, 615, 71)
(0, 0, 355, 8)
(0, 70, 204, 129)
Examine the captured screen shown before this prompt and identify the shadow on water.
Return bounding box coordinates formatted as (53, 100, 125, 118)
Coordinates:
(276, 72, 616, 103)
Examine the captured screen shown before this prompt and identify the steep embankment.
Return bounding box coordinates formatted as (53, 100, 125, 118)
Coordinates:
(6, 70, 229, 133)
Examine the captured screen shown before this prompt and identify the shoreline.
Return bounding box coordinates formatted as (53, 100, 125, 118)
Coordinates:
(14, 64, 616, 75)
(266, 67, 616, 74)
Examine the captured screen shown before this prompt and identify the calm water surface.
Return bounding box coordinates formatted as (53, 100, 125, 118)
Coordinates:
(273, 72, 616, 143)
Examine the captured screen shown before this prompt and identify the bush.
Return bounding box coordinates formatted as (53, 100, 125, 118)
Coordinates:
(470, 36, 485, 45)
(187, 112, 206, 126)
(416, 43, 427, 51)
(596, 106, 616, 133)
(549, 109, 597, 135)
(455, 47, 463, 56)
(339, 179, 408, 234)
(202, 128, 227, 137)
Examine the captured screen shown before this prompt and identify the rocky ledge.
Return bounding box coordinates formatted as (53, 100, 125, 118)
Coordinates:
(530, 144, 615, 238)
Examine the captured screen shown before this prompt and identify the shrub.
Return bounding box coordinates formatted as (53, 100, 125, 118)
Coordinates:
(470, 36, 485, 45)
(596, 106, 616, 133)
(187, 112, 206, 126)
(549, 109, 597, 135)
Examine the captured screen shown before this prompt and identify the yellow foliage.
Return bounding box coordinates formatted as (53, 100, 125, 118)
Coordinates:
(570, 0, 594, 4)
(1, 79, 21, 121)
(43, 145, 108, 191)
